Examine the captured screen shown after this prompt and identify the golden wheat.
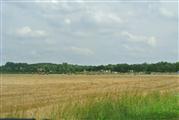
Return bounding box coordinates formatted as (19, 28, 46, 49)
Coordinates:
(0, 74, 178, 118)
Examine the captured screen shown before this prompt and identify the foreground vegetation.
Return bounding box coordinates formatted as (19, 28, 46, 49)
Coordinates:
(3, 91, 179, 120)
(54, 91, 179, 120)
(1, 75, 179, 120)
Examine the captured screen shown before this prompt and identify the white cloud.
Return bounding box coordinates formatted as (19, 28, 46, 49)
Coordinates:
(121, 31, 157, 47)
(158, 2, 177, 18)
(17, 26, 32, 35)
(30, 50, 38, 56)
(147, 36, 157, 47)
(122, 44, 144, 53)
(159, 7, 175, 18)
(16, 26, 47, 38)
(35, 0, 58, 3)
(64, 18, 72, 25)
(89, 10, 123, 24)
(66, 46, 94, 56)
(121, 31, 144, 42)
(51, 0, 59, 3)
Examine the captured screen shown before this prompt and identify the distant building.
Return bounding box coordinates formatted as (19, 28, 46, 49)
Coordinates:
(129, 70, 134, 73)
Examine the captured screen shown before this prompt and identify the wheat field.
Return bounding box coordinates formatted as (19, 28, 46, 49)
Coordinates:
(0, 74, 179, 119)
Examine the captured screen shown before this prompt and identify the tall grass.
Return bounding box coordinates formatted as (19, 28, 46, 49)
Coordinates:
(2, 91, 179, 120)
(60, 91, 179, 120)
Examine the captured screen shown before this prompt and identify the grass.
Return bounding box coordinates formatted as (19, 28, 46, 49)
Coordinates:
(60, 91, 179, 120)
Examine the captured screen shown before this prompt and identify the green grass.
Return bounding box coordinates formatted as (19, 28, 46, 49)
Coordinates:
(60, 92, 179, 120)
(3, 91, 179, 120)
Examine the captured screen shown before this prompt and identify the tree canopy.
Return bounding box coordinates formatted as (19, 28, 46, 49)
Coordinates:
(0, 62, 178, 74)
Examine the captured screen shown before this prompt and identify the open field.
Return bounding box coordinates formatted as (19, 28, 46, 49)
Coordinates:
(0, 74, 179, 119)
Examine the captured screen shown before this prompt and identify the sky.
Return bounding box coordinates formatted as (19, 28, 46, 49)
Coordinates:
(0, 0, 178, 65)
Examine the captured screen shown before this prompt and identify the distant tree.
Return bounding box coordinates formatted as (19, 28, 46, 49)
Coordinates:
(0, 61, 178, 74)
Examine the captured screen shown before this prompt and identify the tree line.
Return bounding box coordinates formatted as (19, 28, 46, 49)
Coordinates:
(0, 62, 179, 74)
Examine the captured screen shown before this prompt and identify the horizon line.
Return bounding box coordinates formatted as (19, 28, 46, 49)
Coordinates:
(1, 61, 178, 66)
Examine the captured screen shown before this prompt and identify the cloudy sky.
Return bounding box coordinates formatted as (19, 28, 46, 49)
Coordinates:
(0, 0, 178, 65)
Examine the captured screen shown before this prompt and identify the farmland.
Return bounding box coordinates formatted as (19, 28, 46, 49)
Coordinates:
(0, 74, 179, 119)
